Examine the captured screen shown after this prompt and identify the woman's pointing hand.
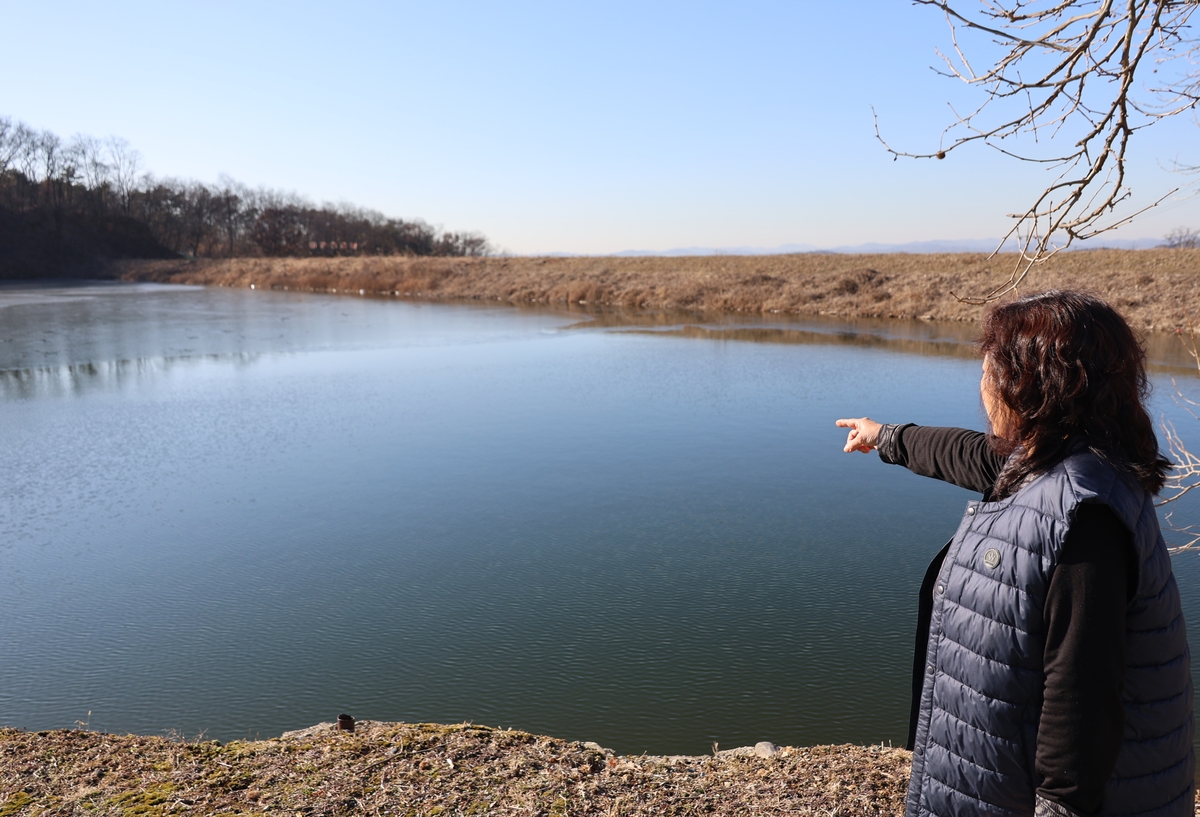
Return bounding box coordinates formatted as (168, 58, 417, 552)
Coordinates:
(836, 417, 882, 454)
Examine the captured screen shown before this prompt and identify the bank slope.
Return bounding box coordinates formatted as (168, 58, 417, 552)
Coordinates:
(106, 248, 1200, 332)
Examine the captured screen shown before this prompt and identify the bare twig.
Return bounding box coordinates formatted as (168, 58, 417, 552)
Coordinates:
(1158, 315, 1200, 550)
(881, 0, 1199, 301)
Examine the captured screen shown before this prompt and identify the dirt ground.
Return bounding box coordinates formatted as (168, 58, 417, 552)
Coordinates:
(0, 722, 909, 816)
(105, 248, 1200, 333)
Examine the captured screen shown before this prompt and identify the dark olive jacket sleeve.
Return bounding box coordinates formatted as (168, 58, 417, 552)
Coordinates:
(877, 425, 1134, 816)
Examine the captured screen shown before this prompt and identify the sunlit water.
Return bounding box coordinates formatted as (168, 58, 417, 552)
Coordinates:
(3, 281, 1200, 756)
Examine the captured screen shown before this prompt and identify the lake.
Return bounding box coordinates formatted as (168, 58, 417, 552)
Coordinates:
(3, 281, 1200, 757)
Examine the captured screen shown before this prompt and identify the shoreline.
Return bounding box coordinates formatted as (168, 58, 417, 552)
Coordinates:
(101, 247, 1200, 333)
(1, 721, 911, 815)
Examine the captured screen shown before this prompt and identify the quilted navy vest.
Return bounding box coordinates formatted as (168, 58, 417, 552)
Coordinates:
(906, 451, 1194, 817)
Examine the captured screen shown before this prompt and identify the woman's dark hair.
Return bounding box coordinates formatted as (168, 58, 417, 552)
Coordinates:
(980, 289, 1171, 497)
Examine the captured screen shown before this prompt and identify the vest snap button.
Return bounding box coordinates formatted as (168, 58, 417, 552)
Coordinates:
(937, 584, 944, 594)
(967, 507, 976, 515)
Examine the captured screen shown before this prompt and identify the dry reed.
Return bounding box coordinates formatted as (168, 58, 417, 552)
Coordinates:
(104, 248, 1200, 332)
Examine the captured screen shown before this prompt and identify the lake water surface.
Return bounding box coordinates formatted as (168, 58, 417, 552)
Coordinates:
(4, 281, 1200, 756)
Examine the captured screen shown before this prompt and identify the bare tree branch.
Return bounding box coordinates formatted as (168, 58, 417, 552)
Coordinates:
(1157, 317, 1200, 549)
(881, 0, 1199, 301)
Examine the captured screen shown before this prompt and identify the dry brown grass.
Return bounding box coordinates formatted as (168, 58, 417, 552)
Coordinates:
(0, 722, 909, 816)
(104, 248, 1200, 332)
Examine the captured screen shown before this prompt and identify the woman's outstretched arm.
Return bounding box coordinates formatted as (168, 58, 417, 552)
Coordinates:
(835, 419, 1006, 496)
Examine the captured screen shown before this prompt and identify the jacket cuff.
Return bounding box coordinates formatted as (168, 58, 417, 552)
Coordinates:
(876, 423, 908, 464)
(1035, 795, 1085, 817)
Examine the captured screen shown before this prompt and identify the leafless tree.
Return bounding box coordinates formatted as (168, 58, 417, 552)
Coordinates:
(13, 125, 44, 190)
(71, 136, 111, 192)
(27, 130, 77, 229)
(105, 136, 141, 217)
(27, 130, 63, 187)
(0, 116, 21, 175)
(1163, 226, 1200, 248)
(212, 174, 251, 257)
(881, 0, 1200, 302)
(252, 207, 306, 256)
(435, 230, 491, 257)
(179, 182, 218, 257)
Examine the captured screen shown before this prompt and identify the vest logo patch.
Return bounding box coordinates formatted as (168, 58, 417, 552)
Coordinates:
(983, 548, 1001, 569)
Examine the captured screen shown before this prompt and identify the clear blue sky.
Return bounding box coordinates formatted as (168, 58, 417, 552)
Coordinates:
(3, 0, 1197, 254)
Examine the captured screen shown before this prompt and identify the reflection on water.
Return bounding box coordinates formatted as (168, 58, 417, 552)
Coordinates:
(3, 282, 1200, 757)
(4, 280, 1198, 390)
(0, 355, 262, 401)
(576, 307, 1200, 377)
(621, 324, 978, 363)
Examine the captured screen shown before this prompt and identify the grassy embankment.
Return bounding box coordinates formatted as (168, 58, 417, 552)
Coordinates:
(107, 248, 1200, 332)
(0, 722, 909, 816)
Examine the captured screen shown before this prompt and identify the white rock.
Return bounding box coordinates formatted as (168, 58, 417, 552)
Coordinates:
(754, 741, 779, 758)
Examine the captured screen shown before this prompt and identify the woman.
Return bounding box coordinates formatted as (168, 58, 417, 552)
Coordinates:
(837, 291, 1193, 817)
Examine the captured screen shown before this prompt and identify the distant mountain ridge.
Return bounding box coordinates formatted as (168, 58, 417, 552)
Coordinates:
(542, 236, 1166, 257)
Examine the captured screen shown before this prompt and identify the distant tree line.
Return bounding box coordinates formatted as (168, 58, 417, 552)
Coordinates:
(0, 116, 490, 268)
